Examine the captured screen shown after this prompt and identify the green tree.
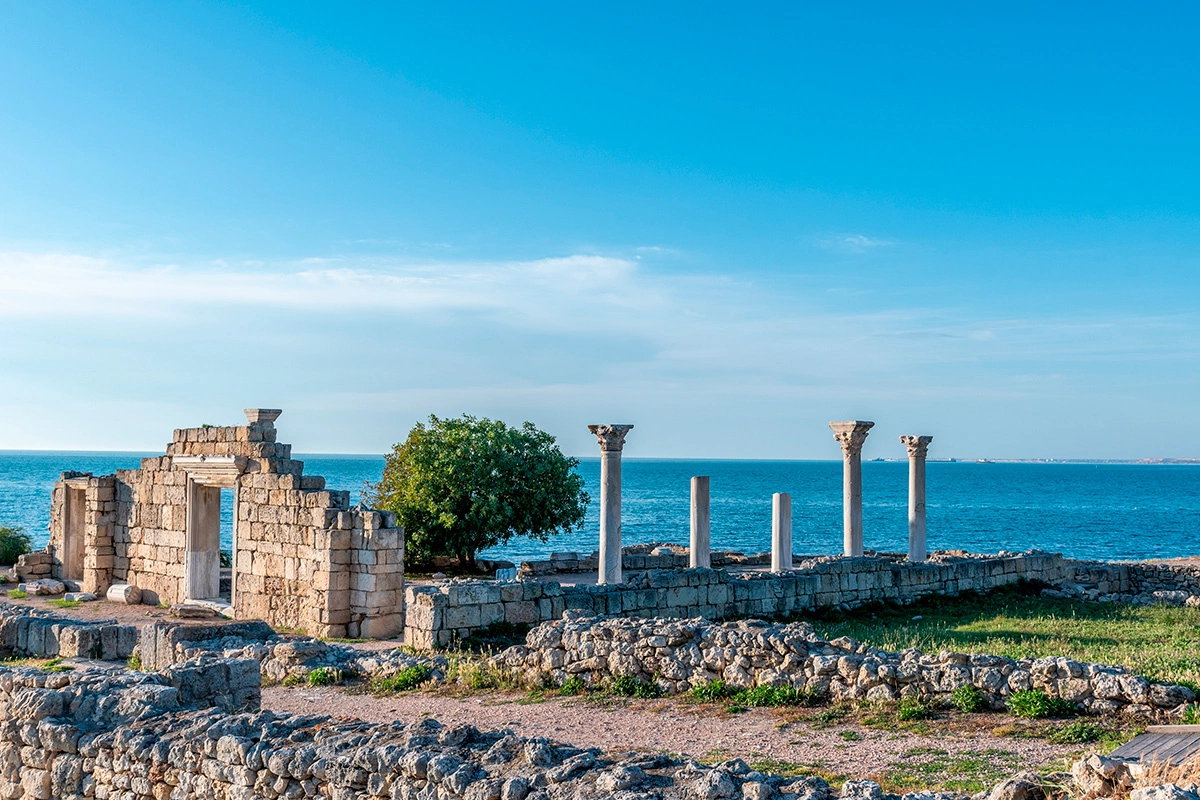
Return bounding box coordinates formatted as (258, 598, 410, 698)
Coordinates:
(0, 526, 33, 566)
(369, 415, 589, 567)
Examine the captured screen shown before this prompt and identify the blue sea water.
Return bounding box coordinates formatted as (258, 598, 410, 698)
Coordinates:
(0, 451, 1197, 563)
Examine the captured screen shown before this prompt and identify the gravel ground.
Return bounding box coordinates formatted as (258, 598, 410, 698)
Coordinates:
(263, 687, 1077, 780)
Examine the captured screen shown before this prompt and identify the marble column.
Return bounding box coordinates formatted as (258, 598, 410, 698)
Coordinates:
(829, 420, 874, 557)
(588, 424, 634, 585)
(690, 476, 711, 569)
(900, 435, 933, 562)
(772, 492, 792, 572)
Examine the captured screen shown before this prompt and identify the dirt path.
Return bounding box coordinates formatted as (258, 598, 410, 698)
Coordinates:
(263, 687, 1078, 782)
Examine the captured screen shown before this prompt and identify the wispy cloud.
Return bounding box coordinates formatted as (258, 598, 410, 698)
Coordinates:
(815, 234, 897, 253)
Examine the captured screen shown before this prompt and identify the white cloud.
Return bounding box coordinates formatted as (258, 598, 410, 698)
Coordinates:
(815, 234, 897, 253)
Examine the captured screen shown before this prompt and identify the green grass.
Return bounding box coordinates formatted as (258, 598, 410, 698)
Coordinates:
(880, 747, 1025, 794)
(370, 664, 434, 694)
(306, 667, 342, 687)
(126, 652, 142, 671)
(6, 590, 26, 600)
(1006, 689, 1076, 719)
(46, 599, 80, 609)
(689, 680, 822, 710)
(41, 657, 73, 673)
(606, 675, 662, 699)
(810, 584, 1200, 686)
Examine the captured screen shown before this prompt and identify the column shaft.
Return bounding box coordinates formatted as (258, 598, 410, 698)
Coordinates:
(900, 435, 933, 562)
(829, 421, 874, 557)
(598, 450, 623, 584)
(690, 476, 711, 569)
(588, 424, 633, 585)
(772, 492, 792, 572)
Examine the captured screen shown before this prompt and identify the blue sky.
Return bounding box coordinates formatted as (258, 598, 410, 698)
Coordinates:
(1, 2, 1198, 459)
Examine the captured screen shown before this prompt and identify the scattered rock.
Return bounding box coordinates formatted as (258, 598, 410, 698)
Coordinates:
(1131, 786, 1200, 800)
(841, 780, 883, 800)
(22, 579, 66, 596)
(63, 592, 97, 602)
(986, 772, 1045, 800)
(171, 603, 217, 619)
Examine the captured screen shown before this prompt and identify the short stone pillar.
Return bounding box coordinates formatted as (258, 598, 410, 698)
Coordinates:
(829, 420, 874, 557)
(588, 424, 634, 585)
(900, 435, 933, 562)
(690, 476, 711, 568)
(772, 492, 792, 572)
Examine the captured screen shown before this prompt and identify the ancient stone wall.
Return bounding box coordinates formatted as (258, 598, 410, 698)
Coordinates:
(0, 656, 819, 800)
(406, 551, 1072, 649)
(0, 603, 137, 662)
(45, 411, 404, 639)
(496, 613, 1198, 714)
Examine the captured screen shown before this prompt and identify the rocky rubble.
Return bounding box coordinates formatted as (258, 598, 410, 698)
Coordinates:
(139, 619, 448, 685)
(495, 613, 1197, 715)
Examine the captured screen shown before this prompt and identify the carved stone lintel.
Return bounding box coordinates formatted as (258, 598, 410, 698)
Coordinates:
(828, 420, 875, 456)
(900, 435, 933, 459)
(588, 424, 634, 452)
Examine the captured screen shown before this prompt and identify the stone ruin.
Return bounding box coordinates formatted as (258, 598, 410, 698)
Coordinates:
(41, 409, 405, 639)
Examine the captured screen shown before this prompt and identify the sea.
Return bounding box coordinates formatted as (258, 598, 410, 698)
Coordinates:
(1, 452, 1197, 563)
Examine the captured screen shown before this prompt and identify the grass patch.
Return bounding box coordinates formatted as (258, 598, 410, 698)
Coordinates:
(810, 583, 1200, 686)
(46, 599, 80, 609)
(880, 747, 1024, 794)
(689, 680, 822, 711)
(306, 667, 342, 687)
(41, 657, 73, 673)
(445, 658, 521, 692)
(126, 652, 142, 671)
(558, 675, 587, 696)
(1006, 689, 1076, 719)
(606, 675, 662, 699)
(371, 664, 433, 694)
(7, 590, 27, 600)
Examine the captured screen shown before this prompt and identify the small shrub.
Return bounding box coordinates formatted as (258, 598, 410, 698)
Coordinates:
(741, 685, 816, 708)
(1007, 689, 1075, 719)
(7, 590, 27, 600)
(691, 680, 736, 703)
(951, 684, 987, 713)
(219, 550, 232, 568)
(449, 660, 518, 692)
(558, 676, 587, 696)
(1183, 703, 1200, 725)
(46, 599, 80, 610)
(839, 730, 862, 741)
(606, 675, 661, 699)
(897, 696, 933, 721)
(126, 652, 143, 671)
(281, 673, 304, 687)
(371, 664, 433, 694)
(0, 526, 32, 566)
(1046, 720, 1103, 744)
(306, 667, 341, 687)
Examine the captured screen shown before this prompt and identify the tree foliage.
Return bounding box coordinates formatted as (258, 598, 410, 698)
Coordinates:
(369, 415, 589, 567)
(0, 526, 32, 566)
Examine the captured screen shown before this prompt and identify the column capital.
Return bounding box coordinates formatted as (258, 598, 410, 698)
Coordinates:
(828, 420, 874, 456)
(588, 424, 634, 452)
(899, 435, 933, 458)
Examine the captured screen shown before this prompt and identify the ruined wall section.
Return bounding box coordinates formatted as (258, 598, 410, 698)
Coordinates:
(46, 413, 404, 638)
(47, 473, 117, 595)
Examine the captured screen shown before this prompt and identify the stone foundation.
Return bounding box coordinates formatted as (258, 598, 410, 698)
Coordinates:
(0, 603, 137, 662)
(407, 551, 1072, 649)
(496, 613, 1197, 714)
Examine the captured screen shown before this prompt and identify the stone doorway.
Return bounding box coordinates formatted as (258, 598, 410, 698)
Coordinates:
(61, 486, 86, 581)
(176, 454, 246, 608)
(185, 479, 223, 601)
